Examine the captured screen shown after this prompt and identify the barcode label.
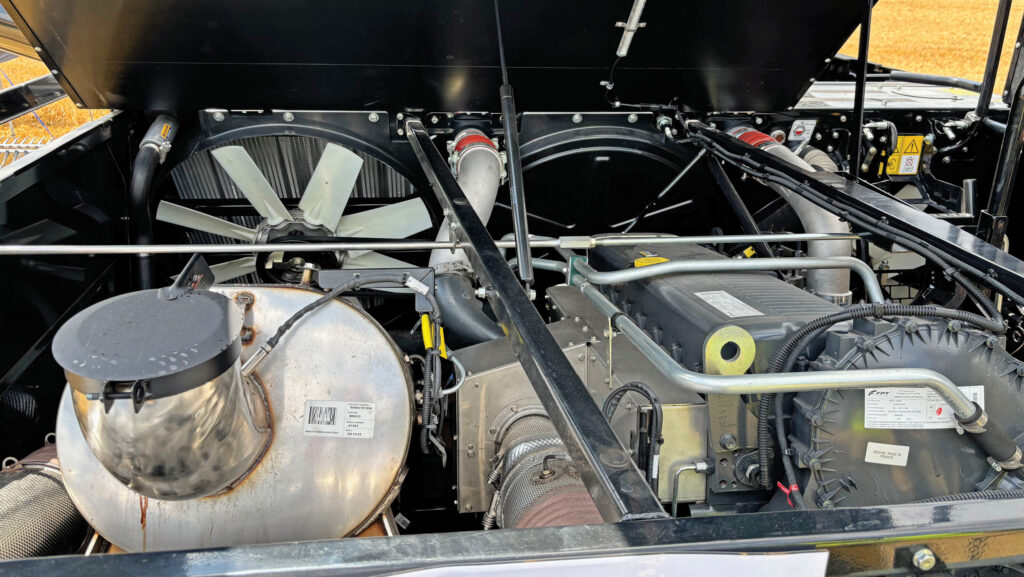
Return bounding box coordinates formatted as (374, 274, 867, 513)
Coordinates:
(303, 400, 375, 438)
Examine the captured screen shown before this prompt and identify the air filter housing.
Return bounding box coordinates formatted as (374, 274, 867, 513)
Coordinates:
(52, 288, 269, 500)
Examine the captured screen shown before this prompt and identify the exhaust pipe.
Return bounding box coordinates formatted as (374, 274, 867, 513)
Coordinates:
(431, 129, 505, 347)
(729, 127, 853, 303)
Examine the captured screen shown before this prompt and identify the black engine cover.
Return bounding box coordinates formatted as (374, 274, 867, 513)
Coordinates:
(588, 242, 839, 371)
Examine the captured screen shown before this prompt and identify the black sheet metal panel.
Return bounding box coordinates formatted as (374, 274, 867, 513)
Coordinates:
(0, 73, 63, 125)
(693, 123, 1024, 297)
(0, 0, 865, 112)
(404, 117, 666, 522)
(4, 498, 1024, 576)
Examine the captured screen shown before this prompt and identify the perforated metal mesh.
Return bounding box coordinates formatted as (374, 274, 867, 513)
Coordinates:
(0, 467, 88, 559)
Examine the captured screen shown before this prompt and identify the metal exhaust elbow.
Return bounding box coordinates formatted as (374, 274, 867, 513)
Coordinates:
(729, 127, 854, 304)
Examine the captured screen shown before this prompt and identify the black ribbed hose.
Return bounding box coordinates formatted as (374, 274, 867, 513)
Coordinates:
(602, 382, 663, 488)
(912, 489, 1024, 503)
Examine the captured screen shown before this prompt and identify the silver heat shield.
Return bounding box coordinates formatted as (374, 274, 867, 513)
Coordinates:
(57, 285, 413, 552)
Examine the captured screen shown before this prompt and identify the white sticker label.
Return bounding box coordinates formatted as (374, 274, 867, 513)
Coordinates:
(864, 386, 984, 429)
(303, 400, 375, 438)
(898, 154, 920, 175)
(788, 119, 818, 142)
(694, 291, 763, 318)
(865, 442, 910, 467)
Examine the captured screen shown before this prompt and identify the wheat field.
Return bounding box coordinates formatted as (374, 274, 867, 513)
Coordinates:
(0, 1, 1020, 145)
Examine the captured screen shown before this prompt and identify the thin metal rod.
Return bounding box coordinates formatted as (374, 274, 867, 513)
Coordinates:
(851, 0, 872, 176)
(621, 149, 705, 233)
(705, 155, 774, 257)
(574, 255, 884, 304)
(0, 233, 861, 256)
(493, 0, 532, 286)
(576, 277, 976, 418)
(976, 0, 1014, 120)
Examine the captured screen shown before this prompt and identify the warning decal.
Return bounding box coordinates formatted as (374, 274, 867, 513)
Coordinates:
(864, 385, 984, 429)
(886, 135, 925, 176)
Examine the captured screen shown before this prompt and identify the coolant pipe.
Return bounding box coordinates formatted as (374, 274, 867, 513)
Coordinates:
(576, 274, 1024, 474)
(575, 274, 973, 415)
(429, 129, 503, 270)
(728, 128, 853, 303)
(431, 129, 504, 347)
(573, 256, 884, 304)
(130, 114, 178, 289)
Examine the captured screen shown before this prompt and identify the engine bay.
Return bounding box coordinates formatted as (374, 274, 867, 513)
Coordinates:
(4, 0, 1024, 574)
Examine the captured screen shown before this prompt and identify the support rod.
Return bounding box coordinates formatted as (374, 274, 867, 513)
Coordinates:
(851, 0, 872, 176)
(405, 117, 666, 522)
(976, 0, 1014, 121)
(705, 155, 774, 258)
(0, 233, 861, 256)
(493, 0, 533, 286)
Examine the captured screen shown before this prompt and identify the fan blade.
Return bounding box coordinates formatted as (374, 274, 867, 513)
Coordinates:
(336, 198, 432, 239)
(212, 146, 293, 225)
(345, 251, 416, 269)
(156, 201, 257, 242)
(298, 143, 363, 230)
(210, 256, 258, 283)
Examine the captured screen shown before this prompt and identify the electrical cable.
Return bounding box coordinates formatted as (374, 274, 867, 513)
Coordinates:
(689, 130, 1022, 316)
(601, 381, 663, 488)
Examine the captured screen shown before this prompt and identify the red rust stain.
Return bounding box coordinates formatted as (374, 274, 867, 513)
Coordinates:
(139, 495, 149, 529)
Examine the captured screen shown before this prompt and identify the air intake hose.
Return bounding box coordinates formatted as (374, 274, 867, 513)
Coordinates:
(0, 444, 88, 559)
(431, 129, 504, 347)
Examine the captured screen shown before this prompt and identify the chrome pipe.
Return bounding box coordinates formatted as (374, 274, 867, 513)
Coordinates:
(508, 258, 567, 275)
(0, 233, 861, 256)
(574, 276, 976, 418)
(574, 256, 884, 304)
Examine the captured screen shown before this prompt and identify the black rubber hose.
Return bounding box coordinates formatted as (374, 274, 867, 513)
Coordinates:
(420, 349, 435, 454)
(888, 70, 983, 92)
(756, 394, 775, 489)
(602, 382, 663, 487)
(129, 146, 160, 289)
(434, 273, 503, 348)
(266, 273, 441, 349)
(775, 392, 806, 510)
(912, 489, 1024, 503)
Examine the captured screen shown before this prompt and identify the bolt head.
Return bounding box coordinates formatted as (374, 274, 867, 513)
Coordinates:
(368, 112, 380, 123)
(839, 115, 847, 123)
(397, 128, 405, 136)
(912, 548, 936, 571)
(815, 133, 823, 141)
(942, 156, 951, 164)
(396, 112, 404, 120)
(572, 114, 583, 124)
(212, 111, 225, 122)
(627, 113, 638, 123)
(754, 117, 763, 125)
(430, 115, 439, 124)
(282, 112, 295, 122)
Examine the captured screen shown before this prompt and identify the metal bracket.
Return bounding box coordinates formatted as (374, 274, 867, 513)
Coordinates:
(565, 255, 589, 286)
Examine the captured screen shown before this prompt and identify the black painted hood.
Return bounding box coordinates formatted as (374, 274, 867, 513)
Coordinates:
(0, 0, 865, 112)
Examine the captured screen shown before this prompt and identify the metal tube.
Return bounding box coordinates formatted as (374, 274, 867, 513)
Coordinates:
(851, 0, 872, 175)
(508, 258, 567, 275)
(0, 233, 861, 256)
(976, 0, 1014, 120)
(574, 255, 884, 304)
(575, 277, 977, 418)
